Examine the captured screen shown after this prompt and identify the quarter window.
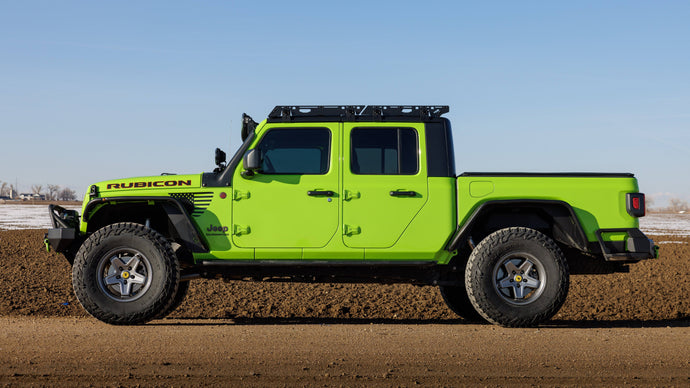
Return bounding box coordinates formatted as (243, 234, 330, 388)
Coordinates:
(256, 128, 331, 175)
(351, 128, 418, 175)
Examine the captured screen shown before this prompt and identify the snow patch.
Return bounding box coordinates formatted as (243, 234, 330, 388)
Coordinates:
(0, 204, 82, 231)
(640, 213, 690, 237)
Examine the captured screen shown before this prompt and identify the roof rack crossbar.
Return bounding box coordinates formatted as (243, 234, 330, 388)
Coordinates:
(267, 105, 449, 123)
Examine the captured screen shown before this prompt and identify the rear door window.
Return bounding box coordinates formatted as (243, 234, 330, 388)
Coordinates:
(350, 128, 418, 175)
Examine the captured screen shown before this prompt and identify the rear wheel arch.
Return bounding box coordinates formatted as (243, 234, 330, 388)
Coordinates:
(447, 200, 588, 253)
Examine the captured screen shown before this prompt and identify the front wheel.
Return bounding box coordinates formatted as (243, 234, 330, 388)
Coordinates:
(465, 227, 569, 327)
(72, 223, 180, 325)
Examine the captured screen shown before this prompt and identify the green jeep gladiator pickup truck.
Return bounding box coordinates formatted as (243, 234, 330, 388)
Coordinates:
(46, 105, 658, 327)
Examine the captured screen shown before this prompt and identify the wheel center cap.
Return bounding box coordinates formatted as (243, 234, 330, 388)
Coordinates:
(121, 271, 130, 279)
(514, 275, 523, 283)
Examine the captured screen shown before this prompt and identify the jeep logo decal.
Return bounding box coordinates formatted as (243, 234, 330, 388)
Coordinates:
(206, 224, 229, 235)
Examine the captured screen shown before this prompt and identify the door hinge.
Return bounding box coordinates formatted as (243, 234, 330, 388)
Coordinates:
(344, 190, 360, 201)
(233, 224, 251, 236)
(343, 224, 361, 236)
(233, 190, 250, 201)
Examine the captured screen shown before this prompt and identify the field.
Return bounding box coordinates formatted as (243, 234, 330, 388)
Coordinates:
(0, 206, 688, 386)
(0, 203, 81, 230)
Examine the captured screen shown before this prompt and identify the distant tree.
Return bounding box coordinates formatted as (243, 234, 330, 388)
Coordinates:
(31, 184, 43, 195)
(58, 187, 77, 201)
(47, 184, 61, 201)
(669, 198, 689, 212)
(0, 181, 8, 197)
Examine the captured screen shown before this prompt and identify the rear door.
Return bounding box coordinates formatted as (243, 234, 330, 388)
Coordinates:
(342, 123, 428, 248)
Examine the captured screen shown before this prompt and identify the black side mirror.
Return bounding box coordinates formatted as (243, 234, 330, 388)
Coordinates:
(241, 113, 258, 142)
(215, 148, 227, 167)
(242, 149, 261, 178)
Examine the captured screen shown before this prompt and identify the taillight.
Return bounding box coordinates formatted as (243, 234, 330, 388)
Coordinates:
(626, 193, 645, 217)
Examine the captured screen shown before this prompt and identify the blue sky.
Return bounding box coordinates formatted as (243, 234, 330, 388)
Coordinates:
(1, 1, 688, 205)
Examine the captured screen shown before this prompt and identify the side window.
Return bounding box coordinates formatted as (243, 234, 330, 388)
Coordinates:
(256, 128, 331, 174)
(351, 128, 418, 175)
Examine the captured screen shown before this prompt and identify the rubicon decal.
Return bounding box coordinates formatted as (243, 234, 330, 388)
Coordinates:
(106, 180, 192, 190)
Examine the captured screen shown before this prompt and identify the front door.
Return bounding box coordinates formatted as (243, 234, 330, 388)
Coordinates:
(342, 123, 428, 248)
(232, 124, 339, 249)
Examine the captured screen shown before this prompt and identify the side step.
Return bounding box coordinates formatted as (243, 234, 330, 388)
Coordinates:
(190, 260, 458, 286)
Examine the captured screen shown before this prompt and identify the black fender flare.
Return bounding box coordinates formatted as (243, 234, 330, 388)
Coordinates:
(445, 199, 588, 252)
(83, 196, 208, 254)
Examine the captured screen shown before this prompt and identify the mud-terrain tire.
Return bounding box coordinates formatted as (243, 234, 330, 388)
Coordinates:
(465, 227, 569, 327)
(154, 280, 190, 319)
(72, 223, 180, 325)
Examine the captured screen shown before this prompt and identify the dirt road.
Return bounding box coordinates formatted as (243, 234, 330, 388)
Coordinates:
(1, 317, 688, 387)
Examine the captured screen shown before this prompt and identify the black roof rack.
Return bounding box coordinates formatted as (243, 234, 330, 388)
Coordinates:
(267, 105, 449, 123)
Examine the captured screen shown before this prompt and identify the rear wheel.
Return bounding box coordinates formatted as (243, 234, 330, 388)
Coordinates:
(465, 227, 569, 327)
(72, 223, 180, 325)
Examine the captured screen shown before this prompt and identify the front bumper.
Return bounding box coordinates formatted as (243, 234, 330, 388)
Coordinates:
(44, 205, 80, 258)
(595, 228, 659, 262)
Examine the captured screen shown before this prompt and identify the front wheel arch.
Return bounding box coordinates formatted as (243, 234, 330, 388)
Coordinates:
(84, 198, 208, 255)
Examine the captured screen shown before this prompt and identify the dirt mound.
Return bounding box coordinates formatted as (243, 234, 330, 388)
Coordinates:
(1, 229, 688, 322)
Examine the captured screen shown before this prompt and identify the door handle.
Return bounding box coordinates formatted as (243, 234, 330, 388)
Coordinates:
(389, 190, 417, 197)
(308, 190, 335, 197)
